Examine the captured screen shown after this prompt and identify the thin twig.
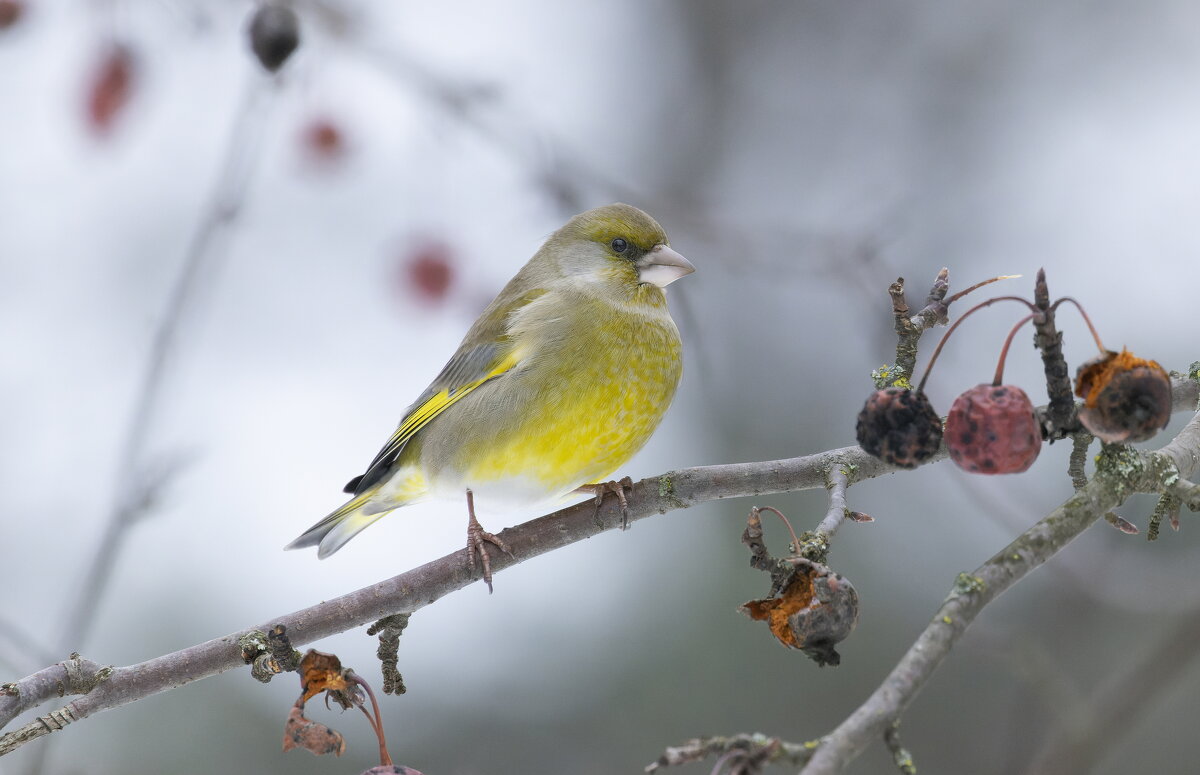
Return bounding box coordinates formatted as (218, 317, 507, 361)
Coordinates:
(1067, 433, 1092, 490)
(882, 720, 915, 775)
(1167, 478, 1200, 511)
(1032, 269, 1077, 438)
(646, 733, 814, 773)
(815, 468, 851, 540)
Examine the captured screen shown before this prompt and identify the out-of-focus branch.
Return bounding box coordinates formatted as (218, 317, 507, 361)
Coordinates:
(1026, 600, 1200, 774)
(57, 76, 278, 656)
(0, 623, 52, 677)
(357, 43, 644, 213)
(798, 404, 1200, 774)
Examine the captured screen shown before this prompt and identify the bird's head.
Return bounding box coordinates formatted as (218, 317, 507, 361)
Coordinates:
(543, 203, 695, 296)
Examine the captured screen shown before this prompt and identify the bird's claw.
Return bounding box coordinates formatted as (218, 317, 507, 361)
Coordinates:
(466, 520, 512, 594)
(585, 476, 634, 529)
(464, 488, 513, 593)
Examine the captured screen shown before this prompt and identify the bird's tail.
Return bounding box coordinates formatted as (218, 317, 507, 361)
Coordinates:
(284, 492, 391, 559)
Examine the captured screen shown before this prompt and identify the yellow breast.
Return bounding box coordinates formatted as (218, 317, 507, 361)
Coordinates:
(417, 285, 683, 502)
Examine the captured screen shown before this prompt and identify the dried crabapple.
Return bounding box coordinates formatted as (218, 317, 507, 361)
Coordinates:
(1075, 350, 1172, 443)
(740, 558, 859, 667)
(945, 383, 1041, 474)
(856, 387, 943, 469)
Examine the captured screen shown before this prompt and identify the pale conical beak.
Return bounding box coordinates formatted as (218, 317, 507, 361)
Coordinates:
(637, 244, 696, 288)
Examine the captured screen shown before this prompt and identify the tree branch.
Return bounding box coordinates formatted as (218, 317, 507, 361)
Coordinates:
(798, 399, 1200, 774)
(0, 439, 898, 752)
(3, 378, 1197, 759)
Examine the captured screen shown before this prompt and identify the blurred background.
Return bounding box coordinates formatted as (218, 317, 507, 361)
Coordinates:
(2, 1, 1199, 773)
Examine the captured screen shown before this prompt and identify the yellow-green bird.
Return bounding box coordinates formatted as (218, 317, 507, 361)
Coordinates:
(286, 203, 694, 589)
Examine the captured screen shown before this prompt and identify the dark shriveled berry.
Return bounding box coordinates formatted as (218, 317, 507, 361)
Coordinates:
(856, 388, 943, 468)
(945, 384, 1041, 474)
(1076, 350, 1172, 443)
(248, 5, 300, 73)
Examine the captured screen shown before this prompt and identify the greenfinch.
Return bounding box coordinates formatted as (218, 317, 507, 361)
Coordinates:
(286, 203, 694, 588)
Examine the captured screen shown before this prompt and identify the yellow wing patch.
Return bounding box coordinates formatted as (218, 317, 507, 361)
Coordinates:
(374, 350, 521, 465)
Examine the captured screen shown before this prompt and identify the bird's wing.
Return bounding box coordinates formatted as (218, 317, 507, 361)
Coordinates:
(344, 287, 546, 495)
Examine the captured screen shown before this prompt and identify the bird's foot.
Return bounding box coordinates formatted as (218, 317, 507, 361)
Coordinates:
(465, 489, 512, 593)
(578, 476, 635, 530)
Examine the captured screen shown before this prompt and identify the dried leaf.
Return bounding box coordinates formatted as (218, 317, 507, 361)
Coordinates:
(300, 649, 350, 702)
(283, 703, 346, 757)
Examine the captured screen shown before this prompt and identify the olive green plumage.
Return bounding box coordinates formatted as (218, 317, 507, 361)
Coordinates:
(287, 203, 694, 558)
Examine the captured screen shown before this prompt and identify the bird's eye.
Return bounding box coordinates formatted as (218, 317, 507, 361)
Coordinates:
(610, 238, 628, 254)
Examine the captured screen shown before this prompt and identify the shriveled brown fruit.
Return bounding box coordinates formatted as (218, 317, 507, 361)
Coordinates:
(945, 384, 1041, 474)
(856, 387, 943, 468)
(1075, 350, 1172, 443)
(740, 558, 859, 666)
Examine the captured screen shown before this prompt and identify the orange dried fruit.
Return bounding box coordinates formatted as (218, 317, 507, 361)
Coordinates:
(740, 558, 859, 666)
(1075, 350, 1171, 443)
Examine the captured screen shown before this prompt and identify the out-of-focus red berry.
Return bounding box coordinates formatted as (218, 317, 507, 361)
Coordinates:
(0, 0, 24, 30)
(301, 118, 345, 161)
(402, 242, 456, 303)
(945, 383, 1041, 474)
(86, 43, 135, 135)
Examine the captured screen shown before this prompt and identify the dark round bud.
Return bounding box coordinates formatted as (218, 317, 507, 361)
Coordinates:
(856, 387, 943, 468)
(1076, 350, 1172, 443)
(945, 383, 1041, 474)
(248, 4, 300, 73)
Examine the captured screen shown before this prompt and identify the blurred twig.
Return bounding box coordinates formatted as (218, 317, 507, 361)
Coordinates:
(57, 76, 277, 656)
(1026, 601, 1200, 774)
(357, 43, 644, 213)
(0, 622, 52, 677)
(2, 378, 1197, 757)
(19, 68, 281, 775)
